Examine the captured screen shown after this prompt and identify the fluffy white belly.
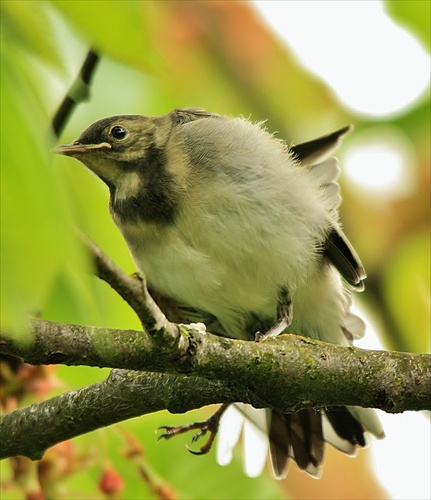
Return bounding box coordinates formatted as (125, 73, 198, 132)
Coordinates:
(119, 218, 343, 341)
(130, 228, 279, 315)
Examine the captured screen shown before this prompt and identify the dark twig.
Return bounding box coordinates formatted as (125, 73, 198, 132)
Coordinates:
(51, 48, 100, 138)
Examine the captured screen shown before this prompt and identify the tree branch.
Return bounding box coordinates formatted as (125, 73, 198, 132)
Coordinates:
(83, 236, 185, 353)
(2, 238, 430, 462)
(1, 318, 430, 414)
(0, 369, 240, 460)
(51, 48, 100, 138)
(1, 320, 430, 461)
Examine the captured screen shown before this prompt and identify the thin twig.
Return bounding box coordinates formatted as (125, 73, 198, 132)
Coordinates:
(51, 48, 100, 138)
(83, 237, 184, 350)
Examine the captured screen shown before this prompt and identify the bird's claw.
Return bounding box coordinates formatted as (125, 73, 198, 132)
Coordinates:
(156, 404, 229, 455)
(156, 425, 181, 442)
(191, 428, 207, 444)
(157, 421, 214, 455)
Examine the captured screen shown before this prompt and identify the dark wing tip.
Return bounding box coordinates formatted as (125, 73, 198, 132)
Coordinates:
(291, 125, 354, 165)
(324, 227, 366, 290)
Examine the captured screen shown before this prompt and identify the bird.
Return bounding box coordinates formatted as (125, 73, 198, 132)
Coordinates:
(53, 108, 384, 479)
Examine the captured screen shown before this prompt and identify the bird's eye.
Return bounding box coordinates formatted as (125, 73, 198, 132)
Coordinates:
(110, 125, 127, 140)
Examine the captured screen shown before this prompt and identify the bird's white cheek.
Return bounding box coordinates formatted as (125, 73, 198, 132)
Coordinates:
(114, 171, 142, 201)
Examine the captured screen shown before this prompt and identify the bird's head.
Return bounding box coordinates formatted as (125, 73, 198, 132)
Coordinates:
(52, 114, 171, 189)
(52, 108, 219, 189)
(52, 108, 220, 224)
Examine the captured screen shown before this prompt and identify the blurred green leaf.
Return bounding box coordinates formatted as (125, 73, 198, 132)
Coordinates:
(385, 0, 431, 51)
(50, 0, 162, 72)
(115, 410, 284, 500)
(0, 0, 65, 69)
(382, 229, 430, 353)
(0, 45, 85, 337)
(0, 35, 114, 337)
(57, 364, 109, 389)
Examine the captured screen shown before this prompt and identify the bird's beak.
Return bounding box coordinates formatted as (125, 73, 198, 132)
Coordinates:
(51, 142, 112, 157)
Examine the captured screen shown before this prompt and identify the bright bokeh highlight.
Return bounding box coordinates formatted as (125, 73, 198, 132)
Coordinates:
(343, 127, 416, 199)
(254, 2, 430, 498)
(355, 310, 431, 500)
(253, 0, 430, 117)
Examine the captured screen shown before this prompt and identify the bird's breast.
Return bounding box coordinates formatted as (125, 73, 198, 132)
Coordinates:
(115, 202, 322, 337)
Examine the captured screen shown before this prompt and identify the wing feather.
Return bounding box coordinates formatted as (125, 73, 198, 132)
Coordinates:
(291, 126, 365, 289)
(291, 125, 353, 165)
(325, 227, 366, 290)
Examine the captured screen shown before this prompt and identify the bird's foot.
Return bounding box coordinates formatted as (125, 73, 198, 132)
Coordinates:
(255, 286, 292, 342)
(157, 403, 229, 455)
(254, 317, 291, 342)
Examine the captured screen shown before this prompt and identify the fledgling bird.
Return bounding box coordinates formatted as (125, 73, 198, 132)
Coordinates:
(53, 108, 384, 479)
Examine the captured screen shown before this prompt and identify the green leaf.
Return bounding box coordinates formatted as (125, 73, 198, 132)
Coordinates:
(0, 0, 65, 70)
(0, 42, 90, 337)
(50, 0, 163, 72)
(119, 410, 285, 499)
(385, 0, 431, 51)
(382, 229, 430, 353)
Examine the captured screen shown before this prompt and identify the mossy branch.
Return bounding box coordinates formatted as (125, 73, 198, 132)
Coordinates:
(1, 240, 430, 461)
(1, 316, 430, 461)
(1, 317, 430, 414)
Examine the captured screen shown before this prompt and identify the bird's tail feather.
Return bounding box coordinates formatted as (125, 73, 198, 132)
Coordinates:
(216, 403, 383, 479)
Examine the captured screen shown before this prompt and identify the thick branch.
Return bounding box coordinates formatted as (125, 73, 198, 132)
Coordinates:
(1, 319, 430, 416)
(2, 245, 429, 461)
(1, 324, 430, 461)
(0, 370, 239, 460)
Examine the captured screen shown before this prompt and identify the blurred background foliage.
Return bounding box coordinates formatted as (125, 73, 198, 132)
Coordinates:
(0, 1, 429, 499)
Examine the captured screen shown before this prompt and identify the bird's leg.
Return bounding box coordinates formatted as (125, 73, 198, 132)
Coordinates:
(157, 403, 230, 455)
(255, 286, 292, 342)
